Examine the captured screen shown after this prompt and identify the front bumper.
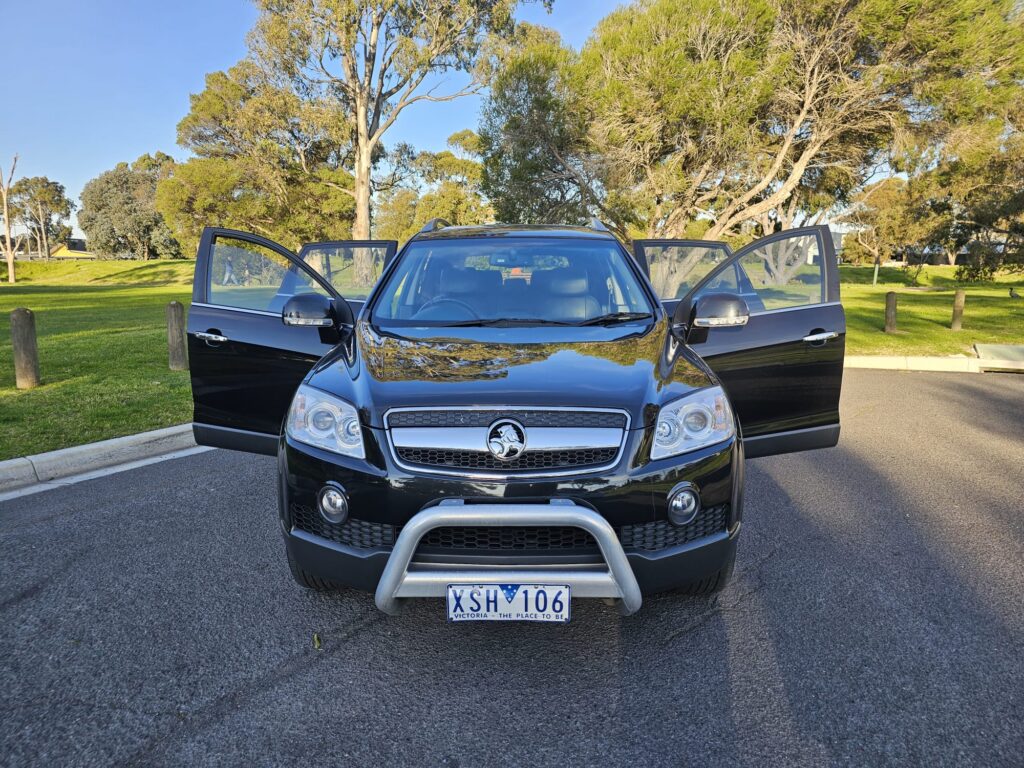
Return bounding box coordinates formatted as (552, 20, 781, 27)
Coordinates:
(287, 514, 740, 611)
(279, 429, 743, 604)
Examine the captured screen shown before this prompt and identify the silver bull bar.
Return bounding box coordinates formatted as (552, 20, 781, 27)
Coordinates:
(374, 499, 643, 616)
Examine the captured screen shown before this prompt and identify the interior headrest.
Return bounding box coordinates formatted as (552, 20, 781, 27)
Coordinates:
(478, 269, 503, 291)
(534, 268, 589, 295)
(442, 267, 501, 294)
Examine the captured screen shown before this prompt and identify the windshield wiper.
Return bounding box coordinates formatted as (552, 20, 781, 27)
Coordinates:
(432, 317, 576, 327)
(577, 312, 655, 326)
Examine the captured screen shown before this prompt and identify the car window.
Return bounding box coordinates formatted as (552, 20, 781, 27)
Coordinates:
(637, 243, 732, 300)
(372, 237, 654, 325)
(299, 243, 390, 301)
(209, 236, 328, 312)
(732, 234, 824, 310)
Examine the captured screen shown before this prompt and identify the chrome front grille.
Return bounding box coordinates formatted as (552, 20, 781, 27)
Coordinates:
(394, 446, 619, 472)
(384, 406, 630, 477)
(387, 409, 627, 429)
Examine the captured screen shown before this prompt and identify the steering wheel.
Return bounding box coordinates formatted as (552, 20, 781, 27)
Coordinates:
(412, 297, 479, 321)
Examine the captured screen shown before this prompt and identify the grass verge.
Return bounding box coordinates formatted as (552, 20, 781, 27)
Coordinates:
(0, 262, 194, 460)
(839, 266, 1024, 356)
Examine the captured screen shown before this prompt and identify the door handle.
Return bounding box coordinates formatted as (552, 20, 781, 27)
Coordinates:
(194, 331, 228, 344)
(802, 331, 838, 344)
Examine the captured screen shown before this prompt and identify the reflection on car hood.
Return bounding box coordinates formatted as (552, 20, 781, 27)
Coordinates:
(309, 320, 713, 428)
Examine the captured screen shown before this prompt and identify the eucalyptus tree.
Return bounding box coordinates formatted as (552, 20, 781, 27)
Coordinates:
(250, 1, 532, 246)
(479, 23, 594, 226)
(375, 130, 493, 241)
(10, 176, 75, 259)
(481, 0, 1024, 241)
(158, 59, 357, 256)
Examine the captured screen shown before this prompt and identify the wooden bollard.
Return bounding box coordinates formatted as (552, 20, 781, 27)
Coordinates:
(10, 307, 41, 389)
(884, 292, 897, 333)
(167, 301, 188, 371)
(951, 289, 965, 331)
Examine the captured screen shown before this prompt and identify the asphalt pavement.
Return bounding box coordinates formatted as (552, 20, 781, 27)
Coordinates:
(2, 369, 1022, 767)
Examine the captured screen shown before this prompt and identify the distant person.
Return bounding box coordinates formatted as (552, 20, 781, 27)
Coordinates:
(1010, 287, 1021, 299)
(222, 256, 239, 286)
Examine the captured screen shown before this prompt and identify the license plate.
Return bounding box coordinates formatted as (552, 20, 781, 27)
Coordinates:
(446, 584, 570, 623)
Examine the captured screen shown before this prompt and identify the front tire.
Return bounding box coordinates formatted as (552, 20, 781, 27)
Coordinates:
(286, 546, 338, 591)
(678, 551, 735, 596)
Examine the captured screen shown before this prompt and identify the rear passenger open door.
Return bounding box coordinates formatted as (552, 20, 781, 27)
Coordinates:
(634, 226, 845, 458)
(188, 227, 396, 455)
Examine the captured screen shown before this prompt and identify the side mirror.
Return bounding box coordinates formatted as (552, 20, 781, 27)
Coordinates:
(283, 293, 335, 327)
(692, 292, 749, 329)
(672, 292, 749, 344)
(282, 293, 353, 344)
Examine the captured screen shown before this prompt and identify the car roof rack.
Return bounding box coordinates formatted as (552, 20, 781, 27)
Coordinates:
(418, 218, 451, 234)
(589, 217, 611, 232)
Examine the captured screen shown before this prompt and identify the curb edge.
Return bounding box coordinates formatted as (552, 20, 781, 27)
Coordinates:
(0, 424, 196, 494)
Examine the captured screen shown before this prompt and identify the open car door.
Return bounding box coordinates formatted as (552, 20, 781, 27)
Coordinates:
(634, 226, 845, 458)
(188, 227, 396, 455)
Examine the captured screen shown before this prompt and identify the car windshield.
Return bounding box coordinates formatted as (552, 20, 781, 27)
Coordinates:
(371, 237, 654, 326)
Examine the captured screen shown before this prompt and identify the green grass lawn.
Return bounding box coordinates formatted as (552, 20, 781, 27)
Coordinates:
(839, 265, 1024, 355)
(1, 259, 1022, 461)
(0, 261, 195, 460)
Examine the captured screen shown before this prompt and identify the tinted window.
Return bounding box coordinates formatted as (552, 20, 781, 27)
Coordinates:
(300, 243, 391, 300)
(209, 236, 327, 312)
(372, 238, 654, 325)
(638, 243, 732, 300)
(735, 234, 824, 310)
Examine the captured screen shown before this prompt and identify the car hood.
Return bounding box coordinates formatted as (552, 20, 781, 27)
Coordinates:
(308, 319, 714, 429)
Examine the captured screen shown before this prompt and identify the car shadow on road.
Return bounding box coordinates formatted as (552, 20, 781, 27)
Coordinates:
(305, 428, 1024, 765)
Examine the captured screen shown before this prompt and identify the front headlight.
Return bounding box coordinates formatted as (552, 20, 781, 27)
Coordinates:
(651, 386, 735, 460)
(285, 384, 365, 459)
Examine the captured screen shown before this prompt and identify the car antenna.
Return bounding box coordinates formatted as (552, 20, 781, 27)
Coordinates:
(419, 218, 451, 234)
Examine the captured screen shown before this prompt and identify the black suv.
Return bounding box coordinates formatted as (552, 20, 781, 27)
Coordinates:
(187, 221, 844, 621)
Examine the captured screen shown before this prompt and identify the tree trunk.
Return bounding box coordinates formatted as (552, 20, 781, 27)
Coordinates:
(1, 157, 16, 283)
(2, 197, 14, 282)
(352, 145, 372, 240)
(40, 207, 50, 260)
(351, 137, 375, 286)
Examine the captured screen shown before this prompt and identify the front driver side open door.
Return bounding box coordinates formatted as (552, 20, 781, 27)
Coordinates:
(188, 227, 396, 455)
(634, 226, 845, 458)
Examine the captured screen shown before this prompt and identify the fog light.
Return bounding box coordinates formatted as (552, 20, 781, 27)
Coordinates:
(667, 484, 700, 526)
(317, 483, 349, 524)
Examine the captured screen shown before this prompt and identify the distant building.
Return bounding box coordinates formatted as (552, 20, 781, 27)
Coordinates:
(49, 239, 96, 259)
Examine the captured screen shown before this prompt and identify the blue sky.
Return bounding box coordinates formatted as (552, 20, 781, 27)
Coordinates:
(0, 0, 623, 232)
